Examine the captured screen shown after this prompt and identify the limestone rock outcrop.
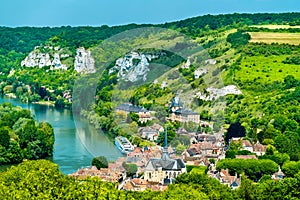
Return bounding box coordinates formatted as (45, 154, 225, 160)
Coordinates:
(21, 46, 68, 70)
(196, 85, 242, 101)
(74, 47, 96, 73)
(109, 52, 158, 82)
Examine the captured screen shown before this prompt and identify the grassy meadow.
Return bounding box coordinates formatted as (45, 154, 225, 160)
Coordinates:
(235, 55, 300, 84)
(248, 32, 300, 45)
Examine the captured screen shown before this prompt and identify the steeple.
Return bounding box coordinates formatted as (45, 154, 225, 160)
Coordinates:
(164, 128, 168, 149)
(161, 128, 170, 161)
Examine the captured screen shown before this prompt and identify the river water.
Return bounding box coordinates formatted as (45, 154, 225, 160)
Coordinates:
(0, 96, 123, 174)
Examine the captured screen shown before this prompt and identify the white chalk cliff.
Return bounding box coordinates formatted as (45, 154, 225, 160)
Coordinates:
(74, 47, 96, 73)
(109, 52, 158, 82)
(196, 85, 242, 101)
(21, 46, 68, 70)
(22, 46, 96, 73)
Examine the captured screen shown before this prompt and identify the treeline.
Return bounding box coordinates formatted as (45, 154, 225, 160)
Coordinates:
(1, 12, 299, 55)
(0, 160, 299, 199)
(244, 43, 300, 56)
(162, 12, 300, 37)
(242, 26, 300, 33)
(0, 24, 146, 54)
(0, 103, 54, 164)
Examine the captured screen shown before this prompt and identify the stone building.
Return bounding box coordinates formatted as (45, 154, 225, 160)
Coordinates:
(168, 92, 200, 124)
(116, 103, 152, 123)
(144, 130, 186, 184)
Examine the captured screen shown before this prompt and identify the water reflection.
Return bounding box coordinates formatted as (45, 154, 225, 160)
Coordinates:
(0, 96, 123, 174)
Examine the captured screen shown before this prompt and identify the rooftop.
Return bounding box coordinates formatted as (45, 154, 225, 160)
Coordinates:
(116, 103, 148, 113)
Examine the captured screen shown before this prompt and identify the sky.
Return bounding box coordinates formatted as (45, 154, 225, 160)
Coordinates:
(1, 0, 300, 27)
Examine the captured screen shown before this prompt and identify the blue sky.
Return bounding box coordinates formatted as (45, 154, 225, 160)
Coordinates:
(1, 0, 300, 27)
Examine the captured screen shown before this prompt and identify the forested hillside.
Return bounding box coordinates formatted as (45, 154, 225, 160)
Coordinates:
(0, 13, 299, 105)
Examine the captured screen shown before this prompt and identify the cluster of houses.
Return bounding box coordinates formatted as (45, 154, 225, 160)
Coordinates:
(69, 133, 186, 191)
(69, 162, 125, 183)
(69, 132, 275, 191)
(116, 91, 201, 125)
(69, 92, 284, 191)
(230, 137, 267, 156)
(116, 103, 153, 124)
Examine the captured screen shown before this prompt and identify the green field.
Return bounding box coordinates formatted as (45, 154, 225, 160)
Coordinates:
(235, 55, 300, 84)
(248, 32, 300, 45)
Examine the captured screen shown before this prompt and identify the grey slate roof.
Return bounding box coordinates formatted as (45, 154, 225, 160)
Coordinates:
(126, 156, 142, 163)
(174, 108, 199, 116)
(148, 157, 185, 170)
(116, 103, 148, 113)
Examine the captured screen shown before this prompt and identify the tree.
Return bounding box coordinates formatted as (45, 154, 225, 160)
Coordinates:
(37, 122, 55, 156)
(217, 158, 278, 181)
(0, 103, 54, 164)
(258, 174, 272, 183)
(92, 156, 108, 169)
(176, 144, 186, 155)
(230, 140, 243, 151)
(226, 31, 250, 48)
(273, 115, 288, 133)
(0, 127, 10, 148)
(209, 158, 215, 164)
(122, 162, 138, 177)
(284, 75, 298, 89)
(225, 122, 246, 143)
(282, 161, 300, 177)
(225, 150, 236, 159)
(265, 145, 276, 156)
(152, 105, 168, 123)
(129, 112, 139, 123)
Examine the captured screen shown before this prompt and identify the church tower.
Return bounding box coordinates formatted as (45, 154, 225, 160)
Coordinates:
(170, 91, 183, 113)
(161, 128, 170, 161)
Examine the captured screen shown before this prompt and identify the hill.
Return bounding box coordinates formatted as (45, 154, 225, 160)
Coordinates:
(0, 12, 299, 160)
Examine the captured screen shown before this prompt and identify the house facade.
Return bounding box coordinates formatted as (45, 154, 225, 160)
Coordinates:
(144, 131, 186, 184)
(168, 92, 200, 124)
(116, 103, 152, 123)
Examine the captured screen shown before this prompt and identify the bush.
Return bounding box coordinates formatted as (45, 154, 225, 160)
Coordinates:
(122, 162, 138, 177)
(226, 31, 250, 48)
(92, 156, 108, 169)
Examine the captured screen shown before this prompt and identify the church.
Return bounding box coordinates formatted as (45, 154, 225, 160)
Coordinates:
(144, 130, 186, 184)
(169, 92, 200, 124)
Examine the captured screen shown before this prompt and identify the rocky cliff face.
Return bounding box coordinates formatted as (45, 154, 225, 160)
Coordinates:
(109, 52, 158, 82)
(21, 46, 96, 73)
(21, 46, 68, 70)
(74, 47, 96, 73)
(196, 85, 242, 101)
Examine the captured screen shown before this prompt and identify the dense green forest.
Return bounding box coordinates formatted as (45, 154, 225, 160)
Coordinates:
(0, 103, 54, 164)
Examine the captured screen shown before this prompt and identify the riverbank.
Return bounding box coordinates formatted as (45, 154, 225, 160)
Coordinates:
(4, 94, 55, 107)
(5, 93, 16, 98)
(32, 100, 55, 106)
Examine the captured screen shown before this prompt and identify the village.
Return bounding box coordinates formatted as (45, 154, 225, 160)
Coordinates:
(69, 92, 282, 192)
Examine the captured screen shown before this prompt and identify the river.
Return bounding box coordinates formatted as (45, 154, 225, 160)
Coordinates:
(0, 96, 123, 174)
